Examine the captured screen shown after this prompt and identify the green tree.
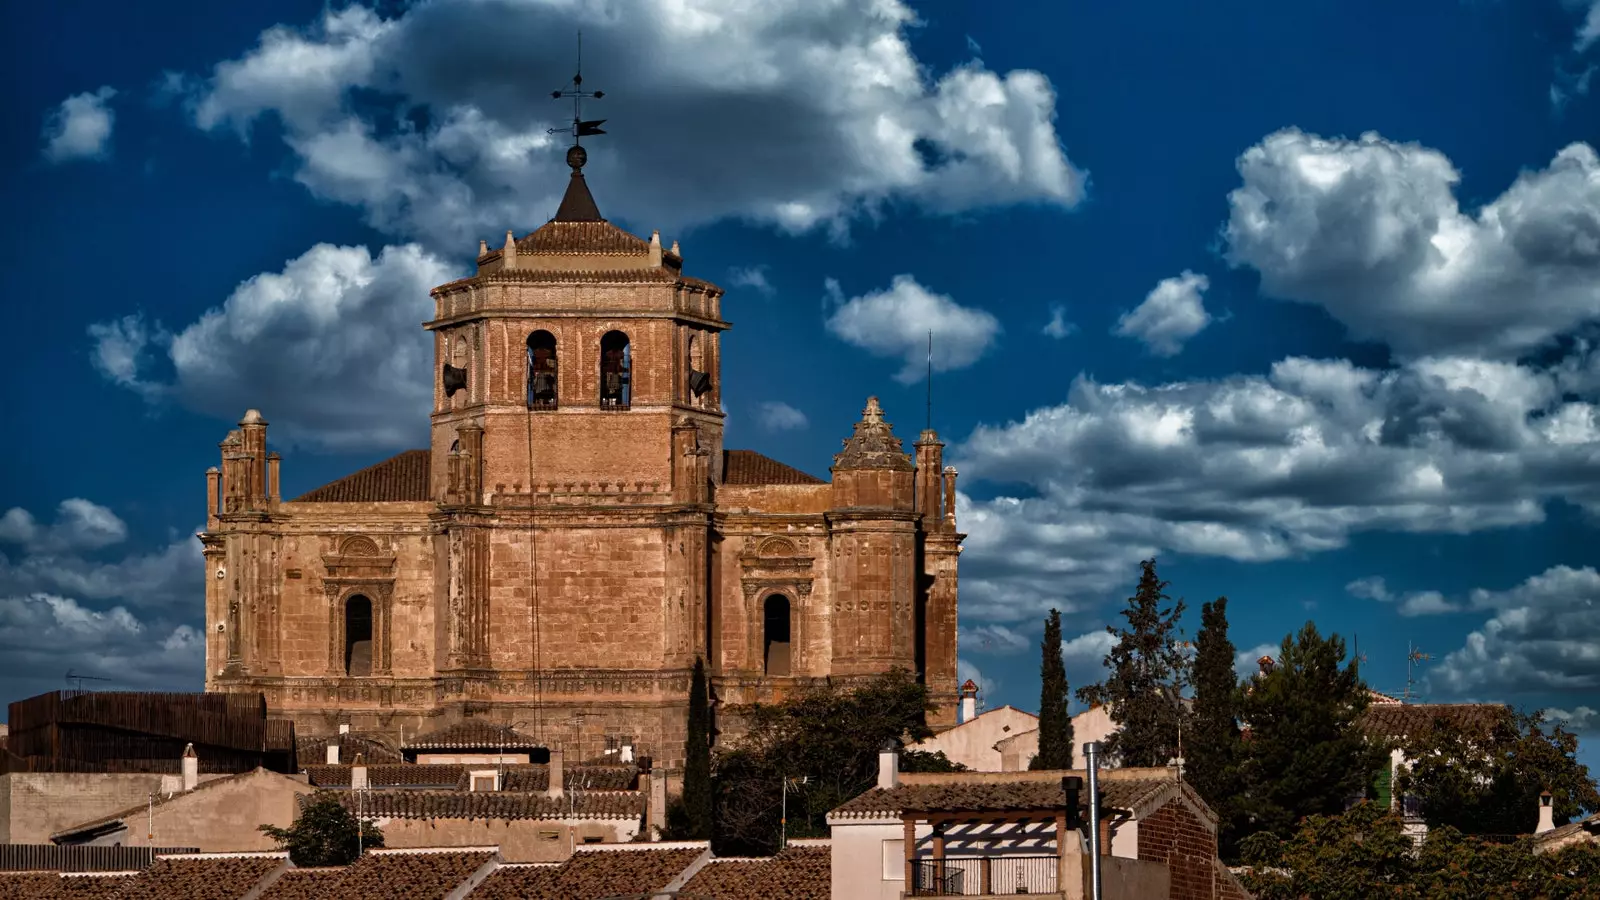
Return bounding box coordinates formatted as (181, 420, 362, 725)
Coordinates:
(1187, 596, 1246, 859)
(711, 669, 934, 856)
(1030, 608, 1073, 770)
(1237, 622, 1386, 841)
(674, 655, 713, 839)
(1397, 708, 1600, 836)
(259, 792, 383, 867)
(1076, 558, 1188, 767)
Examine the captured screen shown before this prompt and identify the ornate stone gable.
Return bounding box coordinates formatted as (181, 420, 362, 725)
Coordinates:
(832, 397, 915, 471)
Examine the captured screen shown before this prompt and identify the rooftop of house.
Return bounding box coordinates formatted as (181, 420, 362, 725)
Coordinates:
(829, 767, 1206, 822)
(303, 761, 639, 792)
(1356, 702, 1513, 740)
(328, 787, 646, 821)
(681, 844, 830, 900)
(49, 768, 306, 843)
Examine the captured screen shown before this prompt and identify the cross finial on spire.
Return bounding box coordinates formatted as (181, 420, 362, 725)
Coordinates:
(863, 396, 884, 423)
(547, 30, 607, 170)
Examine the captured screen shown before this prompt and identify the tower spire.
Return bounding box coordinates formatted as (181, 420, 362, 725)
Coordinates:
(547, 31, 608, 222)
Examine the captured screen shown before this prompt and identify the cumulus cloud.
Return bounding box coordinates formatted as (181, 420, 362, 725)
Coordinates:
(1062, 629, 1116, 667)
(1430, 565, 1600, 697)
(0, 594, 203, 699)
(1234, 642, 1280, 679)
(728, 266, 776, 298)
(41, 86, 117, 163)
(1225, 130, 1600, 360)
(951, 352, 1600, 621)
(0, 499, 127, 554)
(183, 2, 1084, 251)
(755, 401, 808, 432)
(957, 658, 997, 700)
(89, 243, 456, 451)
(1114, 271, 1212, 357)
(1042, 304, 1077, 339)
(1545, 705, 1598, 732)
(959, 623, 1031, 655)
(1344, 575, 1463, 617)
(825, 275, 1001, 383)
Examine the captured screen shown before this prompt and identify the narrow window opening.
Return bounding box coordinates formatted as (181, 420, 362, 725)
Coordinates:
(345, 594, 373, 677)
(527, 330, 558, 410)
(763, 593, 792, 676)
(599, 330, 631, 409)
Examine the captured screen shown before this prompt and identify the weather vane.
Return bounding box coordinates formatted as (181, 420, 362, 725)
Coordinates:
(548, 30, 607, 169)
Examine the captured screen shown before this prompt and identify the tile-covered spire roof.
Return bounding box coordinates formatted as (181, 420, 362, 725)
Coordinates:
(832, 396, 914, 471)
(723, 449, 826, 485)
(292, 450, 430, 503)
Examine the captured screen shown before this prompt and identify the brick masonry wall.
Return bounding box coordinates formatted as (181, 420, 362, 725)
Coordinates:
(1136, 799, 1224, 900)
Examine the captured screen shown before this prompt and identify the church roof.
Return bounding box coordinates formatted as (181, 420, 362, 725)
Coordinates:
(552, 168, 604, 222)
(832, 397, 914, 471)
(293, 450, 430, 503)
(723, 450, 826, 485)
(517, 219, 651, 256)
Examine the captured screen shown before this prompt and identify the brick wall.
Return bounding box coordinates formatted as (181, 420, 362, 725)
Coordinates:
(1135, 798, 1225, 900)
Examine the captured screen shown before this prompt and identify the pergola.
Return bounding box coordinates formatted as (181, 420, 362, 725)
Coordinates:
(899, 777, 1087, 897)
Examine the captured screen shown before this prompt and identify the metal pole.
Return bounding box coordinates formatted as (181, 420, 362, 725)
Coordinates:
(1085, 741, 1103, 900)
(781, 776, 787, 849)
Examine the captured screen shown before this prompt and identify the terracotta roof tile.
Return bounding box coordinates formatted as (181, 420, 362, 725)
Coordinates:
(254, 868, 347, 900)
(519, 220, 650, 255)
(403, 721, 542, 751)
(305, 764, 467, 789)
(294, 450, 430, 503)
(493, 847, 705, 900)
(724, 450, 826, 485)
(333, 849, 494, 900)
(830, 774, 1172, 819)
(1357, 703, 1513, 740)
(503, 764, 639, 792)
(682, 845, 830, 900)
(467, 865, 563, 900)
(6, 872, 136, 900)
(297, 734, 402, 764)
(330, 788, 644, 820)
(112, 856, 283, 900)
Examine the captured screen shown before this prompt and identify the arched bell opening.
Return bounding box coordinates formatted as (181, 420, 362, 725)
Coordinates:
(599, 330, 631, 409)
(763, 593, 792, 677)
(345, 594, 373, 677)
(527, 330, 558, 410)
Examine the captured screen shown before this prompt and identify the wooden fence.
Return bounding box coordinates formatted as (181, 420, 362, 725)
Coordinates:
(0, 844, 198, 873)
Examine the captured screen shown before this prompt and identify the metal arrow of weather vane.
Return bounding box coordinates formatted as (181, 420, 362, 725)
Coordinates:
(549, 31, 607, 146)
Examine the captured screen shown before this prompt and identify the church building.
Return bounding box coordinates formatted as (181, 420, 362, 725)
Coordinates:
(199, 141, 963, 767)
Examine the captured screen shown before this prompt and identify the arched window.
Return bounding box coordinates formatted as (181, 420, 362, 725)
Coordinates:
(345, 595, 373, 677)
(686, 333, 711, 402)
(599, 330, 631, 409)
(763, 593, 792, 676)
(527, 331, 558, 410)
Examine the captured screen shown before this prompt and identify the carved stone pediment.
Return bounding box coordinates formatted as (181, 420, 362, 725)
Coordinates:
(322, 535, 398, 579)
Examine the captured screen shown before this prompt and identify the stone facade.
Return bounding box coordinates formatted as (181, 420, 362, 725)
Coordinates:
(200, 153, 963, 767)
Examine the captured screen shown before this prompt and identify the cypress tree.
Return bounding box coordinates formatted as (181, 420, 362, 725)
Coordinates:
(1238, 622, 1386, 841)
(1076, 558, 1188, 767)
(1030, 608, 1073, 770)
(1187, 597, 1245, 858)
(683, 656, 713, 839)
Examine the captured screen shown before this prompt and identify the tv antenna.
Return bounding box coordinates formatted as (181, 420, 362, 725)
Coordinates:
(548, 31, 607, 148)
(65, 670, 110, 692)
(1403, 642, 1430, 702)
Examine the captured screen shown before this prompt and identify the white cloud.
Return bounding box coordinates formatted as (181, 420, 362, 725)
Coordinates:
(1546, 705, 1598, 733)
(755, 401, 808, 432)
(1062, 629, 1115, 667)
(959, 623, 1031, 655)
(89, 243, 457, 451)
(0, 499, 127, 554)
(950, 351, 1600, 622)
(825, 274, 1001, 383)
(728, 266, 776, 298)
(41, 86, 117, 163)
(1042, 304, 1077, 339)
(1225, 130, 1600, 360)
(1578, 1, 1600, 53)
(1344, 575, 1462, 616)
(1430, 565, 1600, 697)
(1114, 271, 1212, 357)
(0, 594, 203, 698)
(1235, 642, 1279, 679)
(185, 1, 1084, 251)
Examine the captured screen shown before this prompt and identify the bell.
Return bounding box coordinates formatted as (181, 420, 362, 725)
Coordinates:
(442, 364, 468, 397)
(688, 370, 712, 396)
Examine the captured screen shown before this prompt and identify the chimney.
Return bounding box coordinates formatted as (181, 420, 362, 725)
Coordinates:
(639, 756, 664, 841)
(878, 741, 899, 790)
(546, 749, 565, 799)
(503, 230, 517, 269)
(351, 753, 369, 792)
(1537, 790, 1555, 835)
(1257, 655, 1276, 677)
(181, 743, 198, 792)
(960, 679, 979, 723)
(327, 742, 340, 765)
(649, 230, 662, 267)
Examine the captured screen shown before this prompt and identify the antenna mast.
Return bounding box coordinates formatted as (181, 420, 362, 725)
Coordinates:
(926, 330, 933, 432)
(1404, 641, 1430, 702)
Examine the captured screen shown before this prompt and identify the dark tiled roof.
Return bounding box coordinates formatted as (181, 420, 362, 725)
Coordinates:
(254, 868, 347, 900)
(724, 450, 826, 486)
(112, 856, 283, 900)
(830, 774, 1173, 819)
(404, 721, 542, 751)
(294, 450, 430, 503)
(682, 845, 831, 900)
(467, 865, 563, 900)
(305, 764, 467, 789)
(297, 734, 403, 764)
(1357, 703, 1513, 740)
(1533, 811, 1600, 847)
(503, 765, 639, 793)
(1, 872, 136, 899)
(550, 170, 604, 223)
(331, 788, 644, 820)
(498, 847, 705, 900)
(0, 873, 61, 897)
(519, 220, 650, 255)
(335, 849, 495, 900)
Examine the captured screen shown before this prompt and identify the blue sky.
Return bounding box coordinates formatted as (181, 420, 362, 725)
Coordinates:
(3, 0, 1600, 776)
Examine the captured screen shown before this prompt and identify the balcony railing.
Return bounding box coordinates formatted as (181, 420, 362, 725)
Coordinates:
(910, 856, 1058, 896)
